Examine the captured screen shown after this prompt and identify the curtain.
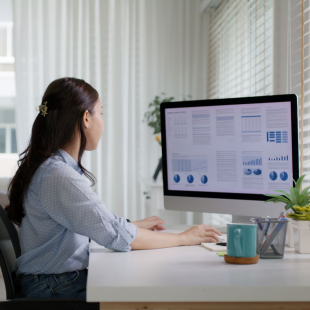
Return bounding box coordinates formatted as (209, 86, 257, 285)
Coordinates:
(13, 0, 217, 224)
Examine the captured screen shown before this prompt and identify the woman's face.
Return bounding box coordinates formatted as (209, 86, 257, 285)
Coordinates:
(84, 99, 104, 151)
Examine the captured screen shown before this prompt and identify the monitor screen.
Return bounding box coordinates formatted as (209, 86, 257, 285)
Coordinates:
(161, 95, 299, 202)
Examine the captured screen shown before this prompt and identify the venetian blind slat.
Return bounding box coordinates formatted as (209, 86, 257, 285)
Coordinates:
(207, 0, 273, 99)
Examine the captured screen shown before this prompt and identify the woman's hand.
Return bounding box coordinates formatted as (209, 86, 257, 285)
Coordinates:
(179, 224, 222, 245)
(131, 216, 165, 231)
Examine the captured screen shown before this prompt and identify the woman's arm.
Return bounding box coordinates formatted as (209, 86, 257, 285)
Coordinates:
(40, 164, 137, 251)
(130, 228, 182, 250)
(131, 215, 165, 230)
(130, 225, 221, 250)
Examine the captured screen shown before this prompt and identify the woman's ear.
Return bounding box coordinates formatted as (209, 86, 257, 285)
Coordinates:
(83, 110, 90, 129)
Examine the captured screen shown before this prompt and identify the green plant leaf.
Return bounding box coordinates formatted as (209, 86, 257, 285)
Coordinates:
(265, 198, 280, 203)
(161, 97, 173, 103)
(148, 121, 157, 128)
(272, 190, 292, 201)
(301, 185, 310, 195)
(264, 194, 291, 204)
(297, 194, 307, 206)
(290, 187, 300, 205)
(285, 203, 294, 211)
(143, 93, 183, 133)
(300, 195, 309, 206)
(154, 124, 161, 134)
(295, 174, 306, 192)
(265, 197, 278, 201)
(265, 194, 281, 198)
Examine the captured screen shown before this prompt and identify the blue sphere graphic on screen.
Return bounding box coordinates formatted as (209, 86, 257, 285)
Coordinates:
(253, 169, 262, 175)
(173, 174, 180, 183)
(187, 175, 194, 183)
(269, 171, 277, 181)
(280, 171, 288, 181)
(201, 175, 208, 184)
(244, 169, 252, 175)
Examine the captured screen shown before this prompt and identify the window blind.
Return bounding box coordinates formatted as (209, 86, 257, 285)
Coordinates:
(207, 0, 273, 99)
(290, 0, 310, 181)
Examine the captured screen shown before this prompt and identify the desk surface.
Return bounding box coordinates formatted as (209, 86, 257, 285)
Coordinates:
(87, 225, 310, 303)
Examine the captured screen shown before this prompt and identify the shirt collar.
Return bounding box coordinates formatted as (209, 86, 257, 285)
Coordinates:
(54, 149, 83, 175)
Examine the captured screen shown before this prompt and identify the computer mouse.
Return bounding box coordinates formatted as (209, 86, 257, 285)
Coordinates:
(218, 235, 226, 243)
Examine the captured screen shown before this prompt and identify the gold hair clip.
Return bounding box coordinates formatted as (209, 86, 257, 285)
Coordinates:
(36, 101, 48, 117)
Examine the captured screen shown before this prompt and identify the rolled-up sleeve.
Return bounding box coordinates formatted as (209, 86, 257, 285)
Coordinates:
(39, 164, 137, 251)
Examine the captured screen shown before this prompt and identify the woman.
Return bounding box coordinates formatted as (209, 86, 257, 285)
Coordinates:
(5, 77, 222, 300)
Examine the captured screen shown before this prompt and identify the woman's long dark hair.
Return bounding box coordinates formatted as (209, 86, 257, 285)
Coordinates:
(5, 77, 98, 226)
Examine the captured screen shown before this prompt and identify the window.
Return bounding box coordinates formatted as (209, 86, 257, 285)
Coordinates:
(207, 0, 273, 99)
(0, 0, 17, 154)
(0, 110, 16, 153)
(289, 0, 310, 181)
(0, 0, 18, 184)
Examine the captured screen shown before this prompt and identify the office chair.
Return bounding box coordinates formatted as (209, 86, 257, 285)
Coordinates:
(0, 204, 99, 310)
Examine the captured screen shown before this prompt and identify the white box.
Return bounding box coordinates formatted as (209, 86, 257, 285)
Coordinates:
(292, 219, 310, 254)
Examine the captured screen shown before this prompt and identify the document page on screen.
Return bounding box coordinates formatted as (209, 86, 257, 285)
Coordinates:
(165, 101, 293, 195)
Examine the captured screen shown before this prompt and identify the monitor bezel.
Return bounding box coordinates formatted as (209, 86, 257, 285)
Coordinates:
(160, 94, 299, 201)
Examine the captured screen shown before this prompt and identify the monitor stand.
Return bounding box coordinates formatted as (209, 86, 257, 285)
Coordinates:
(213, 215, 254, 235)
(232, 215, 254, 224)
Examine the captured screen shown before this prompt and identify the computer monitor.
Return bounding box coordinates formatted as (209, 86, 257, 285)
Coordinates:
(160, 94, 299, 220)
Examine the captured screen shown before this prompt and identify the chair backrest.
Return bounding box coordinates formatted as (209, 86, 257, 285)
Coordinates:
(0, 190, 9, 209)
(0, 204, 21, 299)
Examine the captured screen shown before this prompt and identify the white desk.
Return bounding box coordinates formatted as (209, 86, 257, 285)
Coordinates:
(87, 225, 310, 310)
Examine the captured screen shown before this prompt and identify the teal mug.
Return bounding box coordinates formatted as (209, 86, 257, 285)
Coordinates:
(227, 223, 257, 258)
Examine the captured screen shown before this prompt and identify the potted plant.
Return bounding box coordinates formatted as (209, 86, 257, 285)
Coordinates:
(143, 93, 175, 133)
(143, 93, 192, 180)
(143, 93, 174, 180)
(265, 174, 310, 253)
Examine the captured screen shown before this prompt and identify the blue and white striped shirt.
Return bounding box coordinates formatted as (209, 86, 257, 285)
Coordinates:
(15, 149, 137, 275)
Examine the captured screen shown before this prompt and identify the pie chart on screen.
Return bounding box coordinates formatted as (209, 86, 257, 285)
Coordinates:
(201, 175, 208, 184)
(244, 169, 252, 175)
(174, 174, 180, 183)
(187, 175, 194, 183)
(269, 171, 277, 181)
(280, 171, 288, 181)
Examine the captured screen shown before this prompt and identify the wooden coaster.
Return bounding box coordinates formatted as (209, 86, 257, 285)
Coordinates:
(224, 254, 259, 264)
